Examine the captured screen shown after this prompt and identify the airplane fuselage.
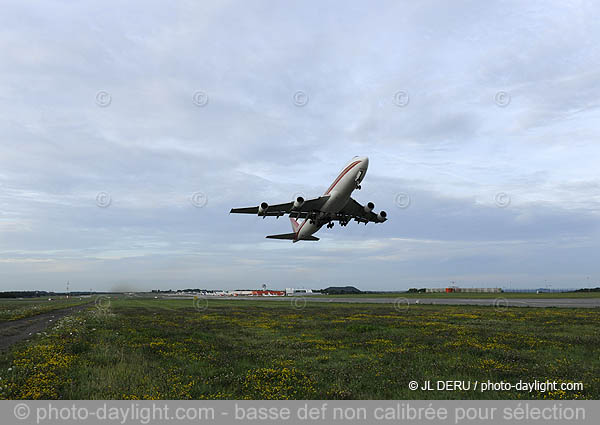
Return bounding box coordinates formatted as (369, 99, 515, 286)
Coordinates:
(294, 156, 369, 241)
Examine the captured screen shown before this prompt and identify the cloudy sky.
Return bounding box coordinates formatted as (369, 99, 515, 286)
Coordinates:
(1, 0, 599, 292)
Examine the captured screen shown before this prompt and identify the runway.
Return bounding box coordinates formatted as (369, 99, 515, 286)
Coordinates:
(196, 296, 600, 308)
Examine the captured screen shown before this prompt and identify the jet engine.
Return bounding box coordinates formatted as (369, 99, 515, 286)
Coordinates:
(364, 202, 374, 213)
(377, 211, 387, 222)
(293, 196, 305, 209)
(258, 202, 268, 215)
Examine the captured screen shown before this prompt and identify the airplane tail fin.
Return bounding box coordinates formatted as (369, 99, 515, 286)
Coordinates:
(266, 233, 319, 242)
(290, 218, 300, 233)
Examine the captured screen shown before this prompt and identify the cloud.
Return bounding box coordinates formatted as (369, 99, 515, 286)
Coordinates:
(1, 0, 600, 291)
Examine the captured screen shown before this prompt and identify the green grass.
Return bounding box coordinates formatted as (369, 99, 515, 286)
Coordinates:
(0, 298, 598, 400)
(0, 297, 91, 322)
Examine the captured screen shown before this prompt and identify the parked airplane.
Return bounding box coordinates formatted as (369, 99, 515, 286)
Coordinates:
(230, 156, 387, 242)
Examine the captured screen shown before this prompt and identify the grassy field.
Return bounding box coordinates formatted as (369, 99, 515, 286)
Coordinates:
(0, 297, 92, 322)
(0, 297, 598, 400)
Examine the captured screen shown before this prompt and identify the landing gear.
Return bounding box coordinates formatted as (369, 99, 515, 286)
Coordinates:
(326, 222, 334, 229)
(356, 184, 361, 190)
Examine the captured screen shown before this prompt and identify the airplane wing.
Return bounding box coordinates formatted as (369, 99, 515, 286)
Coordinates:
(333, 197, 386, 224)
(230, 196, 330, 219)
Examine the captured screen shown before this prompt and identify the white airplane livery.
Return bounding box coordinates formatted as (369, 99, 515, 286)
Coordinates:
(230, 156, 387, 242)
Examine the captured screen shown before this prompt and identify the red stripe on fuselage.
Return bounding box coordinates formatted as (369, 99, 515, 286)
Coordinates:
(324, 160, 361, 195)
(295, 217, 308, 240)
(296, 160, 361, 241)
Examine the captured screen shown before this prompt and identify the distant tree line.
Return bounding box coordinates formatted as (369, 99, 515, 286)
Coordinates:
(0, 291, 56, 298)
(0, 291, 97, 298)
(319, 286, 362, 295)
(151, 289, 207, 293)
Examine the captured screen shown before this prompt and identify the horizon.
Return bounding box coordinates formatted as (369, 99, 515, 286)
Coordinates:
(2, 284, 600, 294)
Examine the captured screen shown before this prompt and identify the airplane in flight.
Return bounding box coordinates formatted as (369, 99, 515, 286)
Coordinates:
(230, 156, 387, 242)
